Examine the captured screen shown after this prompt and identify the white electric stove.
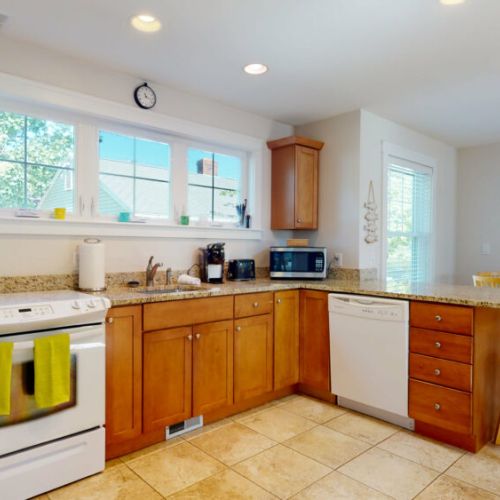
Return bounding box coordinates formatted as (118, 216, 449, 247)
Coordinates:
(0, 291, 110, 500)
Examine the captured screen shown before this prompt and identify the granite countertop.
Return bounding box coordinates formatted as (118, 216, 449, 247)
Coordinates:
(100, 278, 500, 309)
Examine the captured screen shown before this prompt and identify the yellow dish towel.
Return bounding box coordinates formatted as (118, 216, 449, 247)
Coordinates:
(34, 334, 70, 408)
(0, 342, 14, 415)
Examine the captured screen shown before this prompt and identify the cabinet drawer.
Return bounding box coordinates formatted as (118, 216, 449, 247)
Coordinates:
(409, 380, 472, 434)
(235, 292, 273, 318)
(410, 328, 473, 364)
(143, 296, 233, 331)
(410, 302, 473, 335)
(409, 353, 472, 392)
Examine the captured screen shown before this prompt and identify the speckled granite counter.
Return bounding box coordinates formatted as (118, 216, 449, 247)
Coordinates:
(99, 278, 500, 309)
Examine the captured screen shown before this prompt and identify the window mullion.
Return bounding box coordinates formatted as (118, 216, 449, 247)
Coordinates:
(171, 141, 187, 223)
(76, 123, 99, 218)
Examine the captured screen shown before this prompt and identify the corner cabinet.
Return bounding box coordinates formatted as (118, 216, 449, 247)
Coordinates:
(267, 135, 324, 230)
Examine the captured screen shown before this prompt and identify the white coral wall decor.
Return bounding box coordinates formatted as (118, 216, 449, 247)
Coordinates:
(364, 181, 378, 244)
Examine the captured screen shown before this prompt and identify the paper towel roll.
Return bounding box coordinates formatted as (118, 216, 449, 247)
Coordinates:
(79, 238, 106, 291)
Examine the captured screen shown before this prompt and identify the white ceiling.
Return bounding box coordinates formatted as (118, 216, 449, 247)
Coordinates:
(0, 0, 500, 147)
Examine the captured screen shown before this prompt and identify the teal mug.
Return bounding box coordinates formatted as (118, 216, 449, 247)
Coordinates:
(118, 212, 131, 222)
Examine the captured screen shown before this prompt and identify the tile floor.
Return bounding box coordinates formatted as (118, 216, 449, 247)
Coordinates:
(40, 395, 500, 499)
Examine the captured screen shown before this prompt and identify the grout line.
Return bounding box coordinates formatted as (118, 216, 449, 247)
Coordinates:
(121, 462, 167, 499)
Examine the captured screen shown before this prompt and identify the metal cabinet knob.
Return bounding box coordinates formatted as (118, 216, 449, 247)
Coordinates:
(297, 218, 302, 223)
(253, 302, 259, 308)
(277, 299, 282, 304)
(435, 341, 441, 349)
(195, 333, 201, 340)
(235, 326, 241, 332)
(106, 317, 114, 324)
(434, 403, 441, 411)
(435, 315, 442, 322)
(434, 368, 441, 376)
(187, 334, 193, 341)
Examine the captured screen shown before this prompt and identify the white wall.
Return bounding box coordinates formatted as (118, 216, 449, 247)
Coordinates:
(0, 37, 293, 277)
(455, 142, 500, 285)
(359, 110, 457, 282)
(295, 111, 361, 268)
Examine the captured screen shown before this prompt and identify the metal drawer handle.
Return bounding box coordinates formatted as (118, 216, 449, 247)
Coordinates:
(195, 333, 201, 340)
(434, 403, 441, 411)
(253, 302, 259, 308)
(235, 326, 241, 332)
(434, 368, 441, 376)
(187, 334, 193, 341)
(435, 315, 442, 322)
(435, 341, 441, 349)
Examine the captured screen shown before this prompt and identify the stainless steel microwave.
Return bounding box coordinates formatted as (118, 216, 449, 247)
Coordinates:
(269, 247, 327, 279)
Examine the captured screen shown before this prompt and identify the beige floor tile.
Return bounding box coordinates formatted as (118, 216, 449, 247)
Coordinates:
(190, 422, 276, 465)
(325, 411, 398, 445)
(239, 407, 316, 442)
(127, 441, 225, 497)
(416, 475, 499, 499)
(377, 430, 464, 472)
(232, 402, 277, 422)
(120, 437, 183, 463)
(183, 418, 233, 440)
(233, 444, 331, 499)
(292, 470, 392, 499)
(278, 396, 347, 423)
(170, 469, 277, 499)
(284, 425, 370, 469)
(338, 447, 439, 500)
(446, 444, 500, 496)
(104, 458, 123, 470)
(47, 464, 161, 500)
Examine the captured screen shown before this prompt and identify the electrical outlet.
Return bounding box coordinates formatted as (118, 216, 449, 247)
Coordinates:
(481, 243, 491, 255)
(333, 253, 343, 267)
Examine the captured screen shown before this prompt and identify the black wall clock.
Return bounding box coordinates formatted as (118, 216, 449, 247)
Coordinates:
(134, 82, 157, 109)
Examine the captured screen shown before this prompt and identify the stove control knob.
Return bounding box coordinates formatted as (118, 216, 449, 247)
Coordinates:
(72, 301, 81, 310)
(87, 300, 96, 308)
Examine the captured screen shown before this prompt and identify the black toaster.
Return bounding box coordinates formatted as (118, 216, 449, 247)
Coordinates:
(227, 259, 256, 281)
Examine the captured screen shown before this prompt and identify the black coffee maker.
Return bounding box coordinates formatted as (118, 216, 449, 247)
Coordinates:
(201, 242, 225, 283)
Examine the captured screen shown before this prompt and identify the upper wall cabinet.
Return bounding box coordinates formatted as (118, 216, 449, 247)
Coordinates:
(267, 136, 324, 230)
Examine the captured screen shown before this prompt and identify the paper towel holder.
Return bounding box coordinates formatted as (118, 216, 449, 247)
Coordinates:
(78, 238, 107, 292)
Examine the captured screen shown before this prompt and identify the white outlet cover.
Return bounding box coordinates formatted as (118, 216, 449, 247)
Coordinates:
(481, 243, 491, 255)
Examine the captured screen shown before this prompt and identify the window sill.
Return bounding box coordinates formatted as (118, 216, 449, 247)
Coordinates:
(0, 216, 263, 240)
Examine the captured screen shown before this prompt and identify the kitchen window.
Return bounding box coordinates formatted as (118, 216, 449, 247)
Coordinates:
(98, 130, 171, 219)
(187, 147, 245, 223)
(0, 110, 75, 212)
(383, 147, 434, 284)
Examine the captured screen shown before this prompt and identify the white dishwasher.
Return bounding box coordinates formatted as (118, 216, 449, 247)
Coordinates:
(329, 293, 414, 429)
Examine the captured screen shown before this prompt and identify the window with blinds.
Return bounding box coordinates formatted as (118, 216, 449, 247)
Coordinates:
(384, 156, 433, 283)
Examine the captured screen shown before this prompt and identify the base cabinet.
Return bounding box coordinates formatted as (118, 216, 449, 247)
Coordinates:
(234, 314, 273, 403)
(299, 291, 330, 392)
(143, 327, 192, 432)
(105, 305, 142, 446)
(274, 290, 300, 389)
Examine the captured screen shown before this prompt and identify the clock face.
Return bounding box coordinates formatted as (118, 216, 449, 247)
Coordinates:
(134, 83, 156, 109)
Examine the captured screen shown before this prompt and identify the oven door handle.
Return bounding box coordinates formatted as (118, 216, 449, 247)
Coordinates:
(8, 329, 104, 352)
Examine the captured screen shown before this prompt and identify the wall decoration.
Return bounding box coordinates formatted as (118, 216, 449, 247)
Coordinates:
(364, 181, 378, 244)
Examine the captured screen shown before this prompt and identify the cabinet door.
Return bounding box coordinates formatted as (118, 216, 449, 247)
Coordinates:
(143, 327, 192, 432)
(234, 314, 273, 403)
(105, 305, 142, 446)
(299, 290, 330, 392)
(295, 146, 318, 229)
(274, 290, 300, 389)
(193, 320, 233, 416)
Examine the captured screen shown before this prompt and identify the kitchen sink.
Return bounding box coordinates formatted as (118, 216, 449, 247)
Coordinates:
(137, 284, 206, 295)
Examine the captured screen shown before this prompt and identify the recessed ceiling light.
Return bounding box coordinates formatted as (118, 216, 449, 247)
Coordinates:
(243, 63, 268, 75)
(439, 0, 466, 5)
(131, 14, 162, 32)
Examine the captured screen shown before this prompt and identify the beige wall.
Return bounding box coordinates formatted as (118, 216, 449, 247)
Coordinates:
(0, 36, 293, 277)
(456, 142, 500, 285)
(295, 111, 361, 268)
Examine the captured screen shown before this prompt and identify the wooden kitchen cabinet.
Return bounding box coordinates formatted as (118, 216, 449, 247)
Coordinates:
(234, 314, 273, 403)
(299, 290, 330, 394)
(274, 290, 300, 389)
(105, 305, 142, 446)
(267, 136, 324, 230)
(192, 320, 233, 415)
(143, 327, 192, 432)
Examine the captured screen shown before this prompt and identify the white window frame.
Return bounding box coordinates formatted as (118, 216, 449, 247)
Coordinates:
(381, 142, 437, 282)
(0, 72, 264, 240)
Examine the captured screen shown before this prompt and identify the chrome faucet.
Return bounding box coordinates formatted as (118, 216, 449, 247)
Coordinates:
(146, 256, 163, 287)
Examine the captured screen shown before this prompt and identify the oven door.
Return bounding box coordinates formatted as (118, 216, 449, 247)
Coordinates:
(0, 324, 105, 456)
